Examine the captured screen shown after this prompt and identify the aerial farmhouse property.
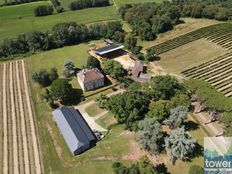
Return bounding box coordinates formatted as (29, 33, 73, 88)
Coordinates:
(77, 68, 105, 91)
(52, 107, 97, 156)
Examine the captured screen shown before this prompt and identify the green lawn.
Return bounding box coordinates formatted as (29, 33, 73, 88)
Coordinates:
(0, 0, 6, 5)
(0, 1, 119, 39)
(96, 112, 117, 129)
(86, 103, 105, 117)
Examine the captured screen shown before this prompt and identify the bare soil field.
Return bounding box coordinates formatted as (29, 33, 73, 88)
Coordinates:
(140, 18, 221, 50)
(0, 60, 42, 174)
(157, 39, 227, 74)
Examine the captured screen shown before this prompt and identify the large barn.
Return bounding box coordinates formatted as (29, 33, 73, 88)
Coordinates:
(52, 107, 97, 156)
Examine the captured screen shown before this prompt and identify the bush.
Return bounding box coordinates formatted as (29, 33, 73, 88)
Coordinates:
(32, 69, 51, 87)
(34, 5, 54, 17)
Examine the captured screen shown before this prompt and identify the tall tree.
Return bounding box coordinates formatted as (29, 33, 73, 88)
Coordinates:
(50, 79, 73, 102)
(107, 92, 149, 130)
(149, 75, 182, 100)
(86, 56, 101, 70)
(137, 118, 164, 154)
(147, 100, 171, 122)
(102, 60, 126, 80)
(163, 106, 188, 129)
(165, 127, 196, 164)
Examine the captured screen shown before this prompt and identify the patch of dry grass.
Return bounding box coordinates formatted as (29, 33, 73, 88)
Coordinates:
(157, 39, 227, 74)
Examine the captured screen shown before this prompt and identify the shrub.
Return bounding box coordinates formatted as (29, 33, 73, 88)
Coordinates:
(34, 5, 54, 16)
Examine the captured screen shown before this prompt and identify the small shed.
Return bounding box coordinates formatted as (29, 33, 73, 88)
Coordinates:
(52, 107, 97, 156)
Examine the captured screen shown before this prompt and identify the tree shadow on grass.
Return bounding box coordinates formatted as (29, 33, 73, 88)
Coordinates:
(189, 143, 204, 160)
(184, 120, 199, 131)
(63, 88, 84, 106)
(156, 163, 171, 174)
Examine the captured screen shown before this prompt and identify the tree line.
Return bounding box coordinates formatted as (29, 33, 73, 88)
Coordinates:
(184, 79, 232, 136)
(119, 0, 232, 41)
(69, 0, 110, 11)
(119, 2, 181, 41)
(175, 0, 232, 21)
(0, 21, 124, 59)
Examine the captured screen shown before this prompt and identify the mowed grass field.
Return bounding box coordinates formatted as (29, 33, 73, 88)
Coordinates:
(157, 39, 227, 74)
(0, 0, 6, 5)
(0, 1, 119, 39)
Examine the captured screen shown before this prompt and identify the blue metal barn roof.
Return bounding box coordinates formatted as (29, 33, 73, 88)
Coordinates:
(52, 107, 96, 155)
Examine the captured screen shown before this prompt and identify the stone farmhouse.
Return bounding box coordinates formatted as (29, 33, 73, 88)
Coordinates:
(77, 68, 105, 91)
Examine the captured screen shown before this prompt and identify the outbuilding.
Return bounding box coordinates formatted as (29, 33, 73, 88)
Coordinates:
(95, 44, 125, 56)
(52, 107, 97, 156)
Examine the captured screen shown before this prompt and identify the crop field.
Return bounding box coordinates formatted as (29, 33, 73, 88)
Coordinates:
(158, 39, 226, 74)
(152, 23, 232, 55)
(0, 60, 42, 174)
(0, 2, 119, 39)
(182, 52, 232, 98)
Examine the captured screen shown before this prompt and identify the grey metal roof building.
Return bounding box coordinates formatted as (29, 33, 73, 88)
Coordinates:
(52, 107, 97, 156)
(95, 44, 125, 55)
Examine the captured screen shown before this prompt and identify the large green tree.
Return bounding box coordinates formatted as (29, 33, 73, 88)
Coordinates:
(165, 127, 196, 164)
(149, 75, 182, 100)
(102, 60, 126, 80)
(50, 79, 73, 102)
(147, 100, 171, 122)
(86, 56, 101, 70)
(163, 106, 188, 129)
(107, 92, 149, 130)
(137, 118, 164, 154)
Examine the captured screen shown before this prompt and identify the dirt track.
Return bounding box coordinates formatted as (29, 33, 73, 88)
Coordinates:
(0, 60, 42, 174)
